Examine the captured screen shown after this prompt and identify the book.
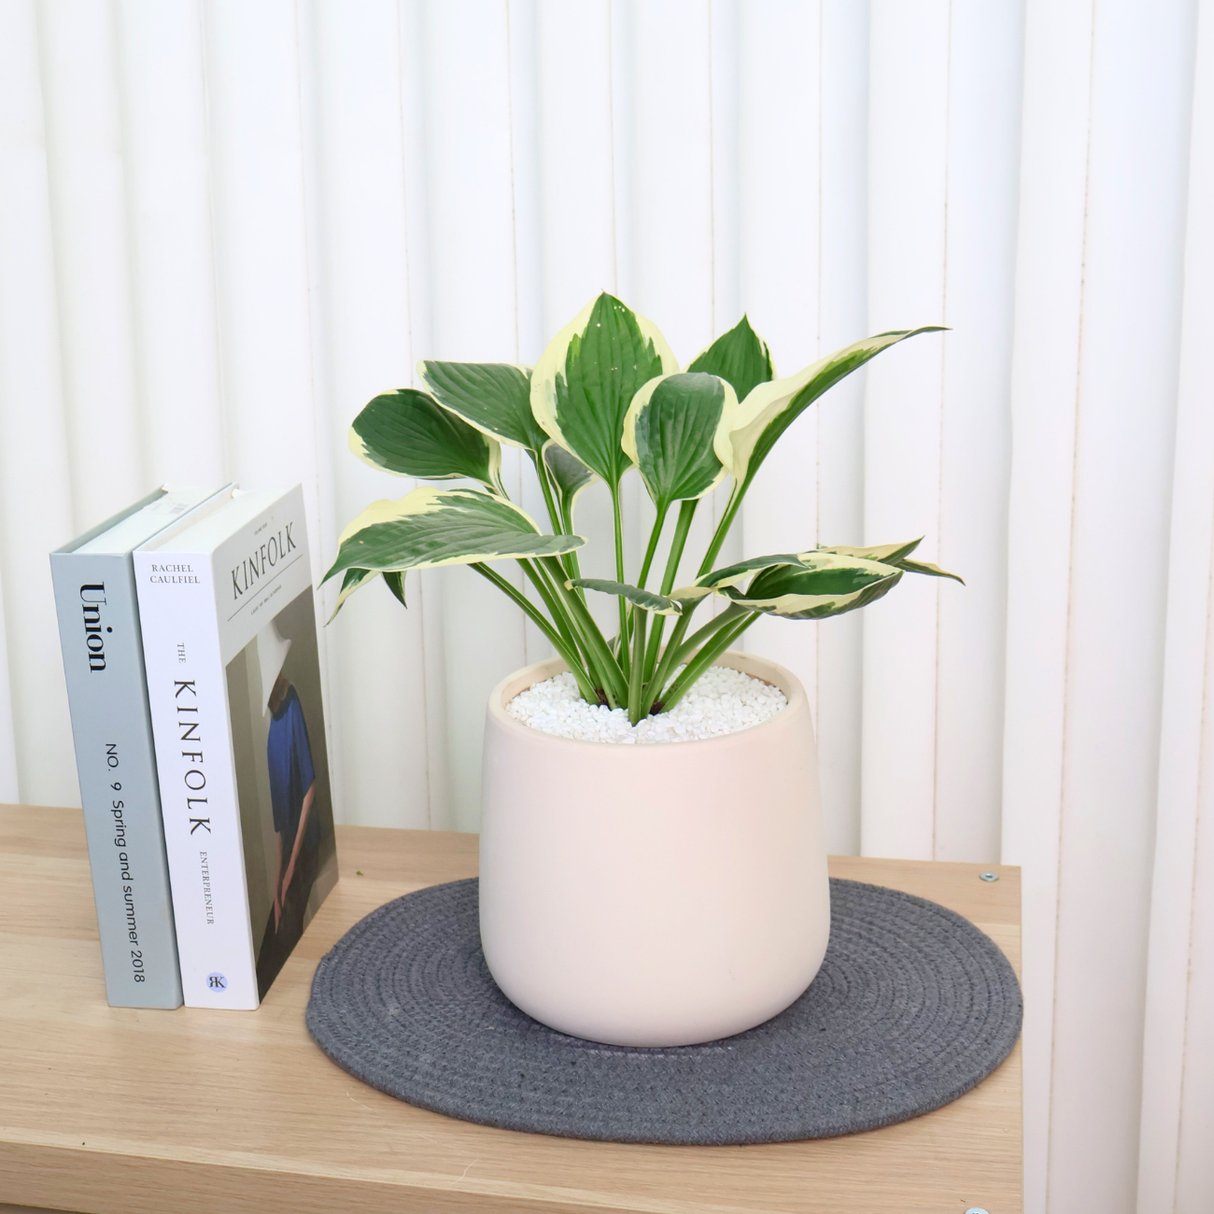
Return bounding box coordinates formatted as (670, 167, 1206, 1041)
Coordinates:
(50, 485, 231, 1008)
(134, 486, 338, 1008)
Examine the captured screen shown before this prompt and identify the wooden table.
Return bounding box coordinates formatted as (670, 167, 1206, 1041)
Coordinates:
(0, 804, 1022, 1214)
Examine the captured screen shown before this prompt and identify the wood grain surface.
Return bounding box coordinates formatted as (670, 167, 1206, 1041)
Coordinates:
(0, 805, 1022, 1214)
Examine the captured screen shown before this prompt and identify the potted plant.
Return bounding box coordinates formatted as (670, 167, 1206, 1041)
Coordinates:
(325, 294, 958, 1047)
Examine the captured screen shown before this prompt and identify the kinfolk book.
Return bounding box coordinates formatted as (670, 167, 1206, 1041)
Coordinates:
(50, 486, 231, 1008)
(134, 486, 338, 1009)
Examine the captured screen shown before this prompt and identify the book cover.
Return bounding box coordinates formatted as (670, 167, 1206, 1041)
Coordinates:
(134, 486, 338, 1008)
(50, 485, 230, 1008)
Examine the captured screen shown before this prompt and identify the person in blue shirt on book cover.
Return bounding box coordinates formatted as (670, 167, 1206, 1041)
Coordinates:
(255, 619, 321, 994)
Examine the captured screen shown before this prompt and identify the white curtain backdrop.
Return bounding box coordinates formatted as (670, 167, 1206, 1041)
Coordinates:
(0, 1, 1210, 1209)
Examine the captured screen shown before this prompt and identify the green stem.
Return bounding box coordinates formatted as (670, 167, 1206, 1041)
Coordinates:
(641, 498, 701, 684)
(698, 481, 745, 576)
(610, 483, 629, 671)
(637, 501, 669, 590)
(661, 499, 699, 593)
(658, 611, 758, 714)
(531, 450, 564, 534)
(627, 609, 649, 724)
(541, 556, 628, 705)
(517, 558, 586, 666)
(640, 605, 699, 716)
(671, 602, 746, 665)
(470, 563, 597, 701)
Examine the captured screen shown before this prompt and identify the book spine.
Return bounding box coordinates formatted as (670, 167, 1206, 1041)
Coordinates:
(50, 552, 184, 1008)
(134, 550, 259, 1008)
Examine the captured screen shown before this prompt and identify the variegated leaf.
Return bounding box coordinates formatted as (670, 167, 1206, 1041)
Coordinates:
(542, 440, 598, 523)
(531, 293, 679, 488)
(686, 314, 774, 402)
(418, 361, 548, 451)
(568, 578, 684, 615)
(322, 486, 585, 587)
(719, 553, 903, 620)
(350, 388, 500, 488)
(622, 371, 737, 509)
(714, 327, 945, 489)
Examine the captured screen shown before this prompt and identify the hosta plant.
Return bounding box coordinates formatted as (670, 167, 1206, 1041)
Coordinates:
(324, 294, 960, 725)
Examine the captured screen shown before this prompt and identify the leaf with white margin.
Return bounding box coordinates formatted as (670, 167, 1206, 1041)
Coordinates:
(569, 578, 683, 615)
(542, 440, 598, 524)
(718, 552, 904, 620)
(350, 389, 500, 488)
(418, 361, 549, 452)
(531, 292, 679, 487)
(326, 566, 410, 623)
(622, 371, 738, 510)
(686, 314, 774, 402)
(714, 327, 946, 490)
(823, 539, 964, 584)
(322, 486, 585, 586)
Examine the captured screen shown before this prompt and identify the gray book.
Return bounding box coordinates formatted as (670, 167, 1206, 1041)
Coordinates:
(51, 486, 230, 1008)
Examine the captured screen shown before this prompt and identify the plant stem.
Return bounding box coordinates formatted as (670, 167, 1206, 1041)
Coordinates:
(540, 556, 628, 705)
(610, 483, 629, 666)
(640, 606, 698, 717)
(671, 602, 746, 665)
(636, 501, 669, 590)
(627, 609, 648, 724)
(658, 610, 758, 714)
(470, 563, 598, 701)
(698, 482, 744, 576)
(642, 498, 700, 682)
(517, 558, 586, 664)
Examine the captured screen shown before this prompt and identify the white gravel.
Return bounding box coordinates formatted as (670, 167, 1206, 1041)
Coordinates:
(506, 663, 787, 744)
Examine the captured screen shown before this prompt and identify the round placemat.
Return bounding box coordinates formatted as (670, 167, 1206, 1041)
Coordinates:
(306, 877, 1021, 1145)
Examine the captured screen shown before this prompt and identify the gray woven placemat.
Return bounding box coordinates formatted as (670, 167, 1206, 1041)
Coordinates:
(306, 877, 1021, 1145)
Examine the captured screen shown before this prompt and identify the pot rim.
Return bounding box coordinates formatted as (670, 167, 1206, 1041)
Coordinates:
(486, 649, 807, 751)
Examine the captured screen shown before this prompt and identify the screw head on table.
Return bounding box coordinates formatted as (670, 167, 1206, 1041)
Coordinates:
(979, 871, 999, 882)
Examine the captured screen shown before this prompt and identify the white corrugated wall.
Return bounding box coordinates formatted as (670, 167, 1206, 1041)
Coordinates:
(0, 1, 1210, 1208)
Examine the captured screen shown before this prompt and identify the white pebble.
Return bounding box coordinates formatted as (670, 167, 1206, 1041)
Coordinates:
(506, 664, 787, 744)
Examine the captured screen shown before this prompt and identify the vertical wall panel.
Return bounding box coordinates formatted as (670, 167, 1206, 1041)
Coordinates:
(308, 0, 435, 828)
(1138, 9, 1214, 1207)
(1002, 1, 1093, 1206)
(116, 0, 226, 488)
(420, 0, 526, 830)
(37, 0, 145, 527)
(1007, 1, 1196, 1211)
(862, 0, 950, 860)
(931, 0, 1022, 864)
(0, 0, 77, 807)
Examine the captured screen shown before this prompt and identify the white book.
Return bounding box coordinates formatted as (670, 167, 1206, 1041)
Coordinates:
(134, 486, 338, 1008)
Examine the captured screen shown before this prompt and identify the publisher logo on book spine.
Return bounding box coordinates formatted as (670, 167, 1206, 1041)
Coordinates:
(206, 972, 227, 992)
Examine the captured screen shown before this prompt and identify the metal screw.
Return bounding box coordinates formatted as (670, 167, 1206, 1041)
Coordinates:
(965, 1208, 991, 1214)
(979, 871, 999, 882)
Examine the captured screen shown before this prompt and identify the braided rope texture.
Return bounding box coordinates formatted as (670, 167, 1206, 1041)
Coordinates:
(306, 877, 1022, 1144)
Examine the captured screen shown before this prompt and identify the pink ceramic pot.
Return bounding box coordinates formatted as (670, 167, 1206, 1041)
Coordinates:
(478, 650, 830, 1047)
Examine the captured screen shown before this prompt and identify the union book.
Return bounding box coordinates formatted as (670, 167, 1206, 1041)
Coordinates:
(50, 485, 231, 1008)
(133, 486, 338, 1008)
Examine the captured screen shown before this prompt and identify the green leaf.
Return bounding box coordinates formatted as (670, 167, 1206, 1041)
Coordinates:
(714, 327, 946, 490)
(694, 553, 808, 591)
(822, 539, 964, 584)
(622, 372, 737, 510)
(322, 486, 585, 588)
(686, 315, 774, 402)
(822, 538, 924, 565)
(542, 440, 598, 523)
(383, 570, 408, 604)
(569, 578, 683, 615)
(326, 567, 379, 622)
(897, 557, 965, 584)
(418, 361, 548, 451)
(350, 389, 501, 488)
(719, 552, 904, 620)
(531, 293, 678, 488)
